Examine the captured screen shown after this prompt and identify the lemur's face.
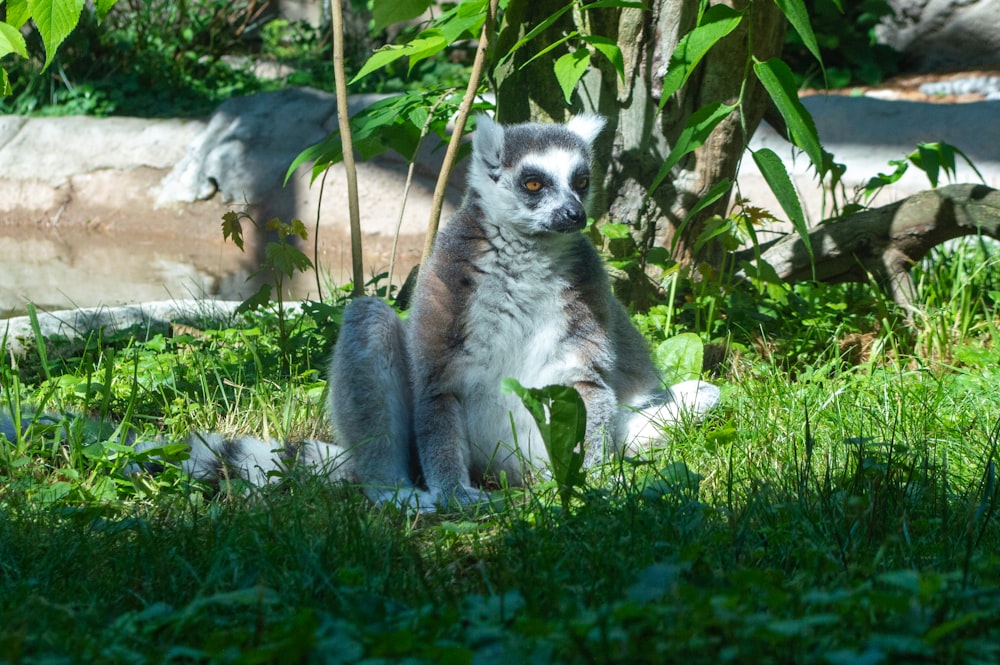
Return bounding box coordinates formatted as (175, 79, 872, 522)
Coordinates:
(469, 115, 605, 235)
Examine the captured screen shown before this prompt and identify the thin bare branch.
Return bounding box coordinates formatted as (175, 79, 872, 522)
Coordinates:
(331, 0, 364, 297)
(421, 0, 501, 263)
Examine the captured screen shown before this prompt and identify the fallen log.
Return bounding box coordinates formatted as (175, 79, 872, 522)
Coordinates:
(735, 184, 1000, 310)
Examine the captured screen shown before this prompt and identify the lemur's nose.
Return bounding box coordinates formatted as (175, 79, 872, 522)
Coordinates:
(553, 201, 587, 232)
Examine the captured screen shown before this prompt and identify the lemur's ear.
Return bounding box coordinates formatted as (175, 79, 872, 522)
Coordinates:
(566, 114, 606, 145)
(472, 115, 504, 172)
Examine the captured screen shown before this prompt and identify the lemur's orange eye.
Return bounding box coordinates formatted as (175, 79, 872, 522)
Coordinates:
(524, 179, 543, 192)
(574, 176, 590, 191)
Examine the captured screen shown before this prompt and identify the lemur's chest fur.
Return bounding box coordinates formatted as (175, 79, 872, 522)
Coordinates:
(408, 210, 609, 472)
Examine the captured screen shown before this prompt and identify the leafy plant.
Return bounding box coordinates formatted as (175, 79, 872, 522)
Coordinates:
(782, 0, 900, 87)
(503, 379, 588, 510)
(221, 208, 316, 372)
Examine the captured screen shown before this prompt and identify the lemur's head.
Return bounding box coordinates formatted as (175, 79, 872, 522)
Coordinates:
(468, 114, 605, 234)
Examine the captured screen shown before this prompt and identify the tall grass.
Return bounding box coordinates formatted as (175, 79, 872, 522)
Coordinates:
(2, 255, 999, 662)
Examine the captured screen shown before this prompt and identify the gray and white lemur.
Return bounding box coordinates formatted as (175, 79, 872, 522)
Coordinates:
(326, 114, 719, 507)
(1, 115, 719, 509)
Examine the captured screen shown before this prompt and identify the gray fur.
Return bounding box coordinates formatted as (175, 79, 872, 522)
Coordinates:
(328, 114, 720, 508)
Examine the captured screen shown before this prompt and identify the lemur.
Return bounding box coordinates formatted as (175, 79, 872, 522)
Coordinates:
(1, 115, 719, 510)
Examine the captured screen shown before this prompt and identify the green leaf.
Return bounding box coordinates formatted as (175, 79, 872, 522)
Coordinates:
(221, 211, 245, 251)
(654, 333, 704, 384)
(752, 147, 812, 265)
(774, 0, 821, 66)
(648, 102, 736, 197)
(0, 21, 28, 59)
(438, 0, 487, 43)
(350, 44, 410, 84)
(553, 49, 590, 104)
(598, 222, 632, 240)
(265, 242, 313, 279)
(907, 141, 981, 189)
(94, 0, 117, 20)
(660, 5, 743, 104)
(29, 0, 86, 72)
(5, 0, 31, 28)
(372, 0, 432, 33)
(753, 57, 824, 169)
(913, 142, 943, 187)
(286, 133, 343, 184)
(582, 34, 625, 81)
(683, 176, 732, 223)
(1, 67, 10, 97)
(502, 379, 587, 510)
(237, 283, 272, 313)
(403, 32, 450, 73)
(497, 3, 574, 66)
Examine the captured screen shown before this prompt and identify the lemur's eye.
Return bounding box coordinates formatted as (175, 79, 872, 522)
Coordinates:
(524, 178, 543, 192)
(574, 176, 590, 191)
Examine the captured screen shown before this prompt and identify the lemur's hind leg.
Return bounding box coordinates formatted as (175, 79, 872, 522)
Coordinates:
(329, 297, 428, 507)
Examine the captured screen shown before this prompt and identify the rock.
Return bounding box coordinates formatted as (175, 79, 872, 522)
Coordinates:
(157, 87, 340, 205)
(877, 0, 1000, 72)
(0, 116, 200, 188)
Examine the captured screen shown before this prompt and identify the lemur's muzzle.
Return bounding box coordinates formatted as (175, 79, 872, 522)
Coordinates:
(550, 200, 587, 233)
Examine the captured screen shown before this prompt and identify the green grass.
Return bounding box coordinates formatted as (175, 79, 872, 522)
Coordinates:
(2, 262, 1000, 663)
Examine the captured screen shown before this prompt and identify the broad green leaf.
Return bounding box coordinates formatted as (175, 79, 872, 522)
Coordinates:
(583, 34, 625, 81)
(599, 222, 631, 240)
(221, 211, 245, 251)
(94, 0, 117, 21)
(774, 0, 821, 65)
(909, 141, 978, 189)
(913, 142, 943, 187)
(519, 32, 576, 71)
(502, 379, 587, 510)
(553, 49, 590, 104)
(654, 333, 704, 384)
(5, 0, 31, 29)
(350, 44, 409, 83)
(752, 147, 812, 264)
(237, 283, 272, 312)
(0, 21, 28, 59)
(265, 242, 313, 279)
(372, 0, 432, 33)
(694, 214, 741, 254)
(660, 5, 743, 104)
(286, 134, 342, 185)
(29, 0, 86, 72)
(864, 158, 908, 199)
(438, 1, 487, 43)
(648, 102, 736, 197)
(404, 32, 450, 73)
(683, 176, 732, 222)
(754, 57, 824, 169)
(497, 3, 574, 66)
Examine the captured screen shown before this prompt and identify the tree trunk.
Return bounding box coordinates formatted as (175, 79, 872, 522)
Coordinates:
(737, 184, 1000, 312)
(493, 0, 786, 306)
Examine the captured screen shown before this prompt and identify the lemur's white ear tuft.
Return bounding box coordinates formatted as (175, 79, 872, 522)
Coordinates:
(566, 114, 606, 145)
(471, 114, 504, 168)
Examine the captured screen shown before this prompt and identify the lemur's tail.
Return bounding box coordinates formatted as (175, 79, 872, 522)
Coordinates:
(1, 412, 352, 487)
(158, 433, 353, 487)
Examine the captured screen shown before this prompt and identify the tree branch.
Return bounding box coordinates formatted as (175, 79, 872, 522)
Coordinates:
(736, 184, 1000, 308)
(421, 0, 500, 264)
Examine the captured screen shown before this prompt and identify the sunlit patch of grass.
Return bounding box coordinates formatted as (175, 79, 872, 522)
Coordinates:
(2, 281, 1000, 661)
